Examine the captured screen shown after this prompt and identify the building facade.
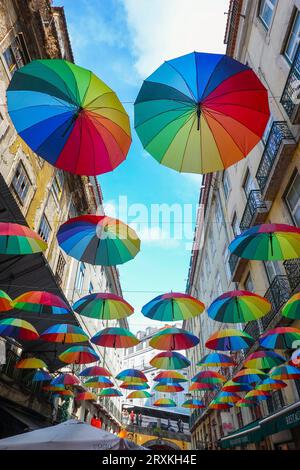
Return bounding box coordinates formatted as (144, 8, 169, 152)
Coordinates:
(185, 0, 300, 450)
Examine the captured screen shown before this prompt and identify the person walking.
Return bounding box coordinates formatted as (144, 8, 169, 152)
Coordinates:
(129, 410, 135, 426)
(177, 418, 183, 433)
(138, 412, 143, 428)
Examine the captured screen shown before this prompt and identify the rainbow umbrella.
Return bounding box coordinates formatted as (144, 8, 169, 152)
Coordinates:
(7, 59, 131, 176)
(75, 392, 97, 401)
(40, 323, 88, 344)
(0, 318, 39, 341)
(150, 351, 190, 370)
(259, 327, 300, 350)
(153, 371, 187, 383)
(55, 389, 74, 397)
(32, 370, 52, 382)
(98, 388, 123, 397)
(0, 222, 47, 255)
(134, 52, 269, 175)
(243, 350, 286, 370)
(13, 291, 70, 315)
(79, 366, 111, 377)
(189, 382, 218, 392)
(197, 352, 236, 368)
(149, 327, 199, 351)
(208, 290, 271, 323)
(16, 358, 47, 369)
(153, 398, 176, 407)
(290, 348, 300, 366)
(244, 390, 271, 401)
(181, 399, 205, 409)
(232, 368, 268, 384)
(91, 327, 140, 349)
(51, 374, 80, 386)
(120, 382, 149, 390)
(229, 224, 300, 261)
(127, 391, 152, 399)
(42, 385, 65, 392)
(0, 290, 13, 312)
(222, 380, 253, 393)
(73, 292, 133, 320)
(153, 383, 184, 393)
(84, 376, 114, 389)
(59, 346, 99, 364)
(142, 292, 205, 321)
(282, 293, 300, 319)
(270, 365, 300, 380)
(115, 369, 147, 382)
(256, 378, 287, 392)
(216, 392, 241, 404)
(57, 215, 140, 266)
(209, 400, 233, 410)
(236, 399, 257, 408)
(192, 371, 226, 384)
(205, 329, 254, 351)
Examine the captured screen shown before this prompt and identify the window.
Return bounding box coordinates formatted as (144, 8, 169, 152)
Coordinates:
(11, 162, 31, 204)
(259, 0, 277, 30)
(231, 212, 241, 237)
(264, 260, 282, 283)
(244, 272, 254, 292)
(38, 214, 51, 242)
(262, 116, 274, 144)
(223, 247, 231, 282)
(285, 171, 300, 227)
(55, 253, 66, 287)
(223, 171, 231, 199)
(75, 262, 85, 293)
(285, 10, 300, 64)
(3, 35, 28, 74)
(243, 170, 256, 198)
(88, 282, 94, 294)
(209, 229, 216, 257)
(51, 172, 63, 201)
(215, 196, 224, 230)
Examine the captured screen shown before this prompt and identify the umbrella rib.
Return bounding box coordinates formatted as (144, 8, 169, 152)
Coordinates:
(203, 87, 269, 105)
(201, 58, 243, 101)
(165, 60, 197, 102)
(80, 70, 93, 108)
(179, 114, 197, 173)
(40, 61, 79, 105)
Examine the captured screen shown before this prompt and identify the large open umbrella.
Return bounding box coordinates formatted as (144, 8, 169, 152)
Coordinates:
(181, 399, 204, 409)
(149, 327, 199, 351)
(79, 366, 111, 377)
(0, 222, 47, 255)
(13, 291, 70, 315)
(236, 399, 257, 408)
(7, 60, 131, 176)
(51, 373, 80, 386)
(153, 371, 187, 383)
(229, 224, 300, 261)
(73, 293, 133, 320)
(32, 370, 52, 382)
(207, 290, 271, 323)
(244, 390, 271, 401)
(256, 378, 287, 392)
(197, 352, 236, 367)
(59, 346, 99, 364)
(270, 365, 300, 380)
(134, 52, 269, 174)
(153, 383, 184, 393)
(84, 377, 114, 389)
(57, 215, 140, 266)
(127, 391, 152, 399)
(192, 370, 226, 384)
(75, 392, 97, 401)
(16, 358, 47, 369)
(222, 380, 253, 393)
(40, 324, 88, 344)
(0, 290, 13, 312)
(150, 351, 190, 370)
(259, 327, 300, 349)
(209, 400, 233, 410)
(243, 350, 286, 369)
(153, 398, 176, 407)
(205, 329, 254, 351)
(91, 327, 140, 349)
(142, 292, 205, 321)
(189, 382, 218, 392)
(115, 369, 147, 382)
(120, 382, 149, 390)
(98, 388, 123, 397)
(0, 318, 39, 341)
(282, 293, 300, 319)
(232, 368, 268, 384)
(215, 392, 241, 404)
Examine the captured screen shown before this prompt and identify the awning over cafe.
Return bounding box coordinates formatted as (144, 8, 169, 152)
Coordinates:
(260, 401, 300, 436)
(219, 420, 261, 449)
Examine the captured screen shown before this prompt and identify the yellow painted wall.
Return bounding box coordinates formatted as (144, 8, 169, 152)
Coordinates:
(126, 430, 190, 450)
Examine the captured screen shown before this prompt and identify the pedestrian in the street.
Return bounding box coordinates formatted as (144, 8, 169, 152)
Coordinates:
(129, 410, 135, 425)
(91, 414, 101, 428)
(167, 418, 171, 429)
(138, 412, 143, 428)
(177, 418, 183, 433)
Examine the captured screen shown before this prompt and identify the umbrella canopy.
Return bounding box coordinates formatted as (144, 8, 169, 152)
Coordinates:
(79, 366, 111, 377)
(115, 369, 147, 382)
(232, 368, 268, 384)
(42, 385, 65, 392)
(228, 224, 300, 261)
(59, 346, 100, 364)
(16, 357, 47, 369)
(84, 377, 114, 389)
(54, 389, 74, 397)
(256, 378, 287, 392)
(153, 371, 187, 383)
(98, 388, 123, 397)
(120, 382, 149, 390)
(73, 293, 133, 320)
(205, 329, 254, 351)
(282, 293, 300, 319)
(126, 391, 152, 399)
(13, 291, 70, 315)
(153, 383, 184, 393)
(243, 350, 286, 369)
(181, 399, 204, 409)
(32, 370, 52, 382)
(150, 351, 190, 370)
(7, 60, 131, 176)
(153, 398, 176, 407)
(207, 290, 271, 323)
(189, 382, 217, 392)
(216, 392, 241, 404)
(197, 352, 236, 367)
(149, 327, 199, 351)
(40, 324, 88, 344)
(91, 327, 140, 349)
(259, 327, 300, 350)
(75, 392, 97, 401)
(0, 222, 47, 255)
(290, 348, 300, 366)
(192, 370, 226, 384)
(51, 373, 80, 386)
(236, 399, 257, 408)
(57, 215, 140, 266)
(134, 52, 269, 174)
(0, 318, 39, 341)
(0, 290, 13, 312)
(222, 380, 253, 393)
(209, 400, 233, 410)
(142, 292, 205, 321)
(270, 365, 300, 380)
(244, 390, 271, 401)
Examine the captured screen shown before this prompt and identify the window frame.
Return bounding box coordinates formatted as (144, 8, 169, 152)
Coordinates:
(284, 169, 300, 227)
(11, 161, 31, 205)
(75, 262, 86, 293)
(258, 0, 277, 31)
(222, 171, 231, 200)
(38, 213, 52, 242)
(284, 9, 300, 65)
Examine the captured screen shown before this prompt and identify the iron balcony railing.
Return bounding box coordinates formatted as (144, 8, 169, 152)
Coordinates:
(261, 275, 292, 330)
(229, 252, 239, 277)
(243, 320, 261, 342)
(239, 190, 268, 232)
(256, 121, 295, 193)
(284, 258, 300, 292)
(281, 43, 300, 120)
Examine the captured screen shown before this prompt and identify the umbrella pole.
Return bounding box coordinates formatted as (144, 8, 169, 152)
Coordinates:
(270, 234, 274, 257)
(197, 104, 201, 131)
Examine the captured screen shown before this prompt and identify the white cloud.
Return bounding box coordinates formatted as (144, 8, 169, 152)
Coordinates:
(123, 0, 229, 77)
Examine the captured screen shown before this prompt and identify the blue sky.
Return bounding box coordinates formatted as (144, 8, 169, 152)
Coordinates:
(54, 0, 228, 332)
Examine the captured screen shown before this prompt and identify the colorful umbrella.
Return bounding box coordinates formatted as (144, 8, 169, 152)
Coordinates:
(209, 400, 233, 410)
(216, 392, 241, 404)
(134, 52, 269, 174)
(189, 382, 218, 392)
(256, 378, 287, 392)
(192, 370, 226, 384)
(207, 290, 271, 323)
(153, 371, 187, 383)
(58, 346, 100, 364)
(236, 399, 257, 408)
(79, 366, 111, 377)
(243, 350, 286, 370)
(0, 222, 47, 255)
(150, 351, 190, 370)
(142, 292, 205, 321)
(73, 293, 133, 320)
(270, 365, 300, 380)
(232, 368, 268, 384)
(205, 329, 254, 351)
(120, 382, 149, 390)
(149, 327, 199, 351)
(16, 358, 47, 369)
(40, 324, 88, 344)
(32, 370, 52, 382)
(54, 389, 74, 397)
(181, 399, 205, 409)
(229, 224, 300, 261)
(91, 327, 140, 349)
(115, 369, 147, 382)
(222, 380, 253, 393)
(84, 377, 114, 389)
(153, 383, 184, 393)
(259, 327, 300, 350)
(13, 291, 70, 315)
(282, 293, 300, 319)
(0, 290, 13, 312)
(153, 398, 176, 407)
(0, 318, 39, 341)
(57, 215, 140, 266)
(98, 388, 123, 397)
(127, 391, 152, 399)
(197, 352, 236, 368)
(51, 374, 80, 386)
(290, 348, 300, 367)
(42, 385, 65, 392)
(7, 59, 131, 176)
(75, 392, 97, 401)
(244, 390, 271, 401)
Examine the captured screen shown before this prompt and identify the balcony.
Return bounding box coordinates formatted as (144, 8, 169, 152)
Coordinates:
(256, 122, 296, 200)
(284, 258, 300, 292)
(243, 320, 261, 342)
(281, 44, 300, 124)
(126, 424, 191, 442)
(239, 190, 269, 232)
(260, 275, 292, 331)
